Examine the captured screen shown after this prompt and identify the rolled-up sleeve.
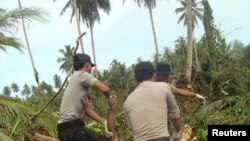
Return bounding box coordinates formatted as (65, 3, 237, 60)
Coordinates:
(80, 72, 98, 87)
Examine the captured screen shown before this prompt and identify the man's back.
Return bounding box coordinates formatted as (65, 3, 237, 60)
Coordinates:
(124, 81, 179, 141)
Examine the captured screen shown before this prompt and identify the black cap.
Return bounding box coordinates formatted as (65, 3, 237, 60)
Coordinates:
(135, 61, 155, 74)
(74, 53, 96, 67)
(156, 62, 171, 75)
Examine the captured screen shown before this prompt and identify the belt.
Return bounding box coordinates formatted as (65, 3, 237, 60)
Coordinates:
(57, 119, 85, 131)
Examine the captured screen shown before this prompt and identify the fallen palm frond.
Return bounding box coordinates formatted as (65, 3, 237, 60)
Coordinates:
(0, 130, 13, 141)
(190, 93, 250, 140)
(193, 96, 240, 119)
(0, 96, 57, 140)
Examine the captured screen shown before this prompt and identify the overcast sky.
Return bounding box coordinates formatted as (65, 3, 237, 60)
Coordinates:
(1, 0, 249, 94)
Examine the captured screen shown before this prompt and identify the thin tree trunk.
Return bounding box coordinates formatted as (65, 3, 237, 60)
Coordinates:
(148, 6, 159, 63)
(90, 23, 98, 78)
(194, 40, 200, 71)
(73, 0, 84, 53)
(18, 0, 39, 86)
(185, 0, 193, 82)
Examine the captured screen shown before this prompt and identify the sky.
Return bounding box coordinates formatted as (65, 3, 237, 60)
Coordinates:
(0, 0, 250, 95)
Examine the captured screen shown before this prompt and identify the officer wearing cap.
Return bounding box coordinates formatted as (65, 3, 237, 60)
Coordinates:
(124, 61, 181, 141)
(57, 53, 115, 141)
(156, 62, 206, 101)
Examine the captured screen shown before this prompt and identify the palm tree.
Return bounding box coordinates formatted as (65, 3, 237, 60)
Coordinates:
(175, 0, 203, 82)
(0, 7, 46, 52)
(56, 0, 85, 53)
(17, 0, 48, 86)
(174, 36, 187, 73)
(124, 0, 159, 62)
(60, 0, 111, 78)
(2, 86, 11, 96)
(53, 74, 62, 88)
(57, 45, 74, 73)
(11, 83, 19, 93)
(21, 83, 31, 96)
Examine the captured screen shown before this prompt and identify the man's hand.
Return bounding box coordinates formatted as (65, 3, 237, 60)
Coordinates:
(107, 95, 117, 110)
(103, 120, 113, 137)
(170, 130, 181, 141)
(195, 94, 207, 105)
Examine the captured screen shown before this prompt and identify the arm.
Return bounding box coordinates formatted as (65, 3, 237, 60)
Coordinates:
(175, 88, 196, 97)
(107, 107, 117, 141)
(84, 100, 104, 124)
(107, 96, 119, 141)
(174, 87, 206, 101)
(171, 117, 181, 132)
(167, 91, 181, 132)
(167, 92, 182, 141)
(83, 99, 115, 139)
(93, 81, 111, 98)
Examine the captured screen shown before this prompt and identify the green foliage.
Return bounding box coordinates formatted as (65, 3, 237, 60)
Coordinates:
(57, 45, 74, 73)
(86, 121, 105, 136)
(21, 84, 31, 96)
(2, 86, 11, 96)
(0, 131, 14, 141)
(0, 7, 48, 52)
(188, 93, 250, 140)
(25, 81, 61, 112)
(175, 0, 203, 28)
(59, 0, 111, 26)
(114, 114, 133, 141)
(0, 96, 57, 140)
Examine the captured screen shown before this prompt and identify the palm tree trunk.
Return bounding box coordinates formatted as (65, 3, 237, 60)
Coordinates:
(90, 22, 98, 78)
(194, 40, 200, 71)
(18, 0, 39, 86)
(148, 6, 159, 63)
(73, 0, 84, 53)
(185, 0, 193, 82)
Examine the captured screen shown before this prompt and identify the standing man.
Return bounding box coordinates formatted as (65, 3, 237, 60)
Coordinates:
(156, 62, 206, 102)
(124, 61, 181, 141)
(57, 53, 114, 141)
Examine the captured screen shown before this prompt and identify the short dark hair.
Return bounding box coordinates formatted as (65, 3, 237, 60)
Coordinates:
(134, 61, 155, 83)
(73, 61, 86, 70)
(73, 53, 95, 70)
(156, 62, 171, 76)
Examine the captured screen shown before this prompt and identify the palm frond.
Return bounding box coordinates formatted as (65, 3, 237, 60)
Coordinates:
(180, 0, 186, 7)
(175, 7, 186, 14)
(96, 0, 111, 14)
(0, 131, 13, 141)
(0, 7, 48, 33)
(175, 0, 203, 28)
(0, 34, 23, 52)
(193, 9, 203, 20)
(60, 0, 73, 16)
(0, 96, 58, 139)
(177, 13, 186, 24)
(194, 96, 240, 119)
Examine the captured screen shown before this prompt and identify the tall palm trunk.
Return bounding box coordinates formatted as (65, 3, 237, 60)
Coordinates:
(194, 38, 200, 71)
(185, 0, 193, 82)
(73, 0, 84, 53)
(18, 0, 39, 86)
(148, 5, 159, 63)
(90, 22, 98, 78)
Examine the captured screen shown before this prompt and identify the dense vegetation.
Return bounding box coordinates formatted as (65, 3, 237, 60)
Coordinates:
(1, 0, 249, 141)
